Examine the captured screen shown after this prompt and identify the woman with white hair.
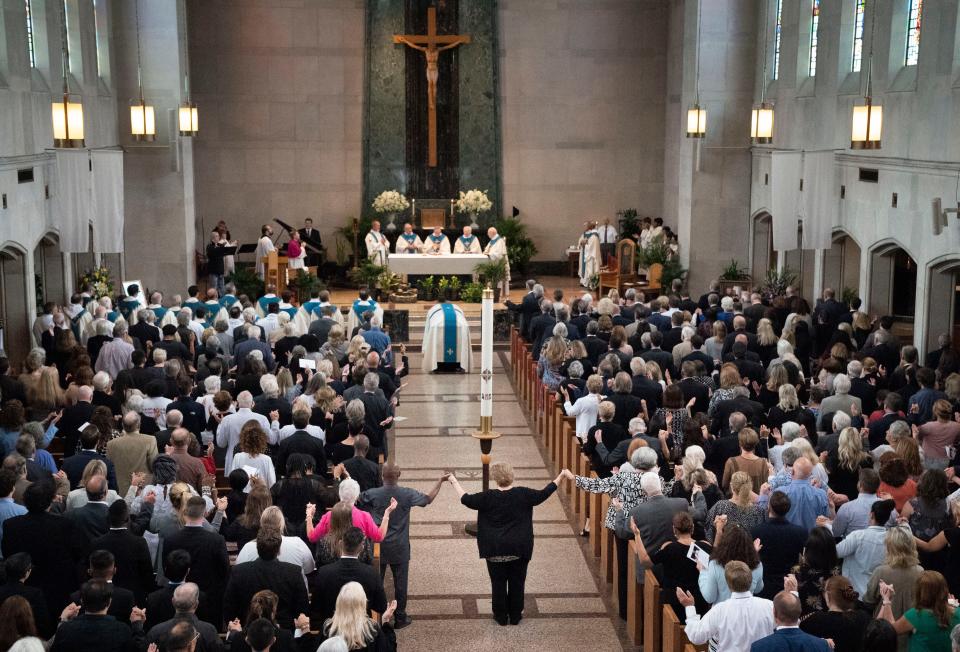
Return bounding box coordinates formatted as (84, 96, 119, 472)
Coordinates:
(321, 582, 396, 651)
(305, 478, 395, 545)
(196, 375, 222, 422)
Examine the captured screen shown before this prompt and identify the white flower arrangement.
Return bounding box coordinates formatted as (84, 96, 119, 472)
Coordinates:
(372, 190, 410, 214)
(456, 189, 493, 214)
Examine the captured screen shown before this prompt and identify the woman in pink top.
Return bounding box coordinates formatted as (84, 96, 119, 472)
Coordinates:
(304, 478, 397, 543)
(916, 400, 960, 470)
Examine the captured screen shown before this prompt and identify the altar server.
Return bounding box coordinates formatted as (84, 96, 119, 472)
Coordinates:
(454, 226, 482, 254)
(347, 289, 384, 338)
(365, 220, 389, 266)
(578, 221, 601, 289)
(483, 227, 511, 300)
(255, 224, 276, 279)
(422, 299, 473, 373)
(395, 223, 424, 254)
(424, 226, 451, 255)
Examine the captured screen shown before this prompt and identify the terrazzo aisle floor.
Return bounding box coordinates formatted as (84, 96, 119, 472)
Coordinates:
(387, 352, 632, 650)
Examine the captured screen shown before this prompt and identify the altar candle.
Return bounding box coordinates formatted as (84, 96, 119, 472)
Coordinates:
(411, 198, 416, 218)
(480, 286, 494, 419)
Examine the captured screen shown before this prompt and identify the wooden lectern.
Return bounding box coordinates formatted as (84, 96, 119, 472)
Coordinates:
(263, 251, 289, 293)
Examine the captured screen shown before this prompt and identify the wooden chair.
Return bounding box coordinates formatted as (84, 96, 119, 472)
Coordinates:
(598, 239, 638, 295)
(637, 262, 664, 298)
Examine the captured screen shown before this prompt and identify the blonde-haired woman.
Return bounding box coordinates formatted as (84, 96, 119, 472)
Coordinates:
(65, 459, 135, 510)
(826, 426, 872, 500)
(708, 364, 741, 417)
(755, 318, 778, 368)
(321, 324, 349, 365)
(322, 582, 396, 651)
(789, 438, 831, 488)
(450, 463, 567, 625)
(704, 470, 764, 541)
(704, 320, 726, 364)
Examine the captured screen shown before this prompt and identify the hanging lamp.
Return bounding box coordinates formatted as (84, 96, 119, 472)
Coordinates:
(851, 0, 881, 149)
(686, 0, 706, 138)
(177, 0, 198, 136)
(51, 0, 84, 148)
(130, 0, 156, 142)
(750, 0, 774, 144)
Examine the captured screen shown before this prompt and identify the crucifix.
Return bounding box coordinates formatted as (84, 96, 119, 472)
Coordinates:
(393, 7, 471, 168)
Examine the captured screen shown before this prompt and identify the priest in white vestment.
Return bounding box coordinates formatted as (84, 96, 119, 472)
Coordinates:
(483, 227, 511, 300)
(578, 222, 601, 288)
(255, 224, 276, 279)
(365, 220, 389, 266)
(346, 289, 384, 337)
(421, 300, 473, 373)
(423, 226, 451, 255)
(394, 223, 424, 253)
(453, 226, 482, 253)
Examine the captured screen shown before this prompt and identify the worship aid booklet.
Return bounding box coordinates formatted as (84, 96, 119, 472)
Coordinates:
(687, 542, 710, 568)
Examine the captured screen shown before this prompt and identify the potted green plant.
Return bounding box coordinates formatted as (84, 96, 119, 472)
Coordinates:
(376, 269, 402, 302)
(448, 275, 462, 301)
(718, 259, 751, 293)
(757, 267, 798, 299)
(617, 208, 641, 239)
(473, 257, 508, 302)
(493, 216, 537, 281)
(460, 282, 484, 303)
(348, 258, 386, 298)
(437, 276, 450, 300)
(289, 270, 324, 304)
(418, 275, 436, 301)
(226, 266, 264, 301)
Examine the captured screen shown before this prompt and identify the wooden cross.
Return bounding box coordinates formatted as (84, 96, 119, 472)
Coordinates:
(393, 7, 471, 167)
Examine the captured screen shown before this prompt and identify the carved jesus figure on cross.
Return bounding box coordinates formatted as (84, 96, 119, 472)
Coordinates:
(394, 7, 471, 167)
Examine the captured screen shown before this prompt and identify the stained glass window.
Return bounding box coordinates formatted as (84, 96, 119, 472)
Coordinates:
(905, 0, 922, 66)
(852, 0, 865, 72)
(773, 0, 783, 80)
(809, 0, 820, 77)
(25, 0, 36, 68)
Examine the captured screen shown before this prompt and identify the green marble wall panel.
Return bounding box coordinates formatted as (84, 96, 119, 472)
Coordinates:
(363, 0, 501, 221)
(458, 0, 502, 223)
(363, 0, 407, 215)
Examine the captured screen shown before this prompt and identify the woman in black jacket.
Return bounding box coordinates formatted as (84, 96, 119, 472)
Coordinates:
(450, 463, 567, 625)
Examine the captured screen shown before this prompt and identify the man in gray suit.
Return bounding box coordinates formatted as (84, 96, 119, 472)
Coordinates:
(308, 305, 339, 345)
(233, 324, 274, 373)
(625, 472, 705, 564)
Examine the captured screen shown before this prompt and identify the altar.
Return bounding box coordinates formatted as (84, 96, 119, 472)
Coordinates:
(387, 253, 487, 276)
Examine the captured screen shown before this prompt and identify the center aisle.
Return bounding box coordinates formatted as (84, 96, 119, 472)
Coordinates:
(387, 351, 628, 650)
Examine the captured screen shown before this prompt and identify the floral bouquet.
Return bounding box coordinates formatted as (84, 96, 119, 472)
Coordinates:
(79, 266, 115, 299)
(372, 190, 410, 214)
(456, 189, 493, 214)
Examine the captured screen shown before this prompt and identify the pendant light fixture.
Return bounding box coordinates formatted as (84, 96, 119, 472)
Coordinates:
(177, 0, 198, 136)
(130, 0, 156, 142)
(750, 0, 774, 144)
(851, 0, 881, 149)
(686, 0, 706, 138)
(51, 0, 84, 148)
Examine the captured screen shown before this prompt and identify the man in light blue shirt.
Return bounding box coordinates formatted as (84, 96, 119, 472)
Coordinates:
(831, 468, 881, 537)
(0, 469, 27, 557)
(835, 499, 902, 595)
(756, 458, 828, 532)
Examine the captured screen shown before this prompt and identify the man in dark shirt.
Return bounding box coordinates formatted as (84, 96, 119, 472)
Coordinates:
(155, 324, 191, 361)
(167, 378, 206, 439)
(51, 579, 146, 651)
(311, 527, 387, 624)
(0, 553, 53, 637)
(343, 436, 382, 492)
(640, 331, 675, 379)
(752, 491, 806, 598)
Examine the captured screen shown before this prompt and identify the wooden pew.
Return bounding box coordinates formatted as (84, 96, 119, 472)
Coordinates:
(644, 568, 662, 652)
(588, 486, 603, 558)
(625, 541, 643, 645)
(599, 495, 614, 583)
(661, 603, 687, 652)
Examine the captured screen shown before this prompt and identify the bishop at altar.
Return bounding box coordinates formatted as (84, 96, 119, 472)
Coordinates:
(422, 300, 473, 373)
(423, 227, 451, 255)
(578, 223, 601, 289)
(365, 220, 389, 265)
(453, 226, 481, 253)
(394, 224, 424, 253)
